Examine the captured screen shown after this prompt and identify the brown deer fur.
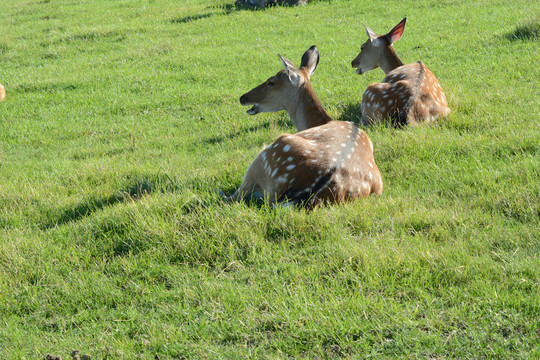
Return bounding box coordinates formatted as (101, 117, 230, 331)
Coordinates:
(351, 18, 450, 126)
(227, 46, 383, 207)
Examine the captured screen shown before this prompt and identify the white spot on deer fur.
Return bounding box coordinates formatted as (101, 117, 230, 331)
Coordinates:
(388, 99, 394, 105)
(368, 161, 374, 169)
(271, 168, 278, 178)
(283, 144, 290, 152)
(311, 159, 317, 163)
(326, 144, 331, 148)
(332, 158, 337, 162)
(341, 143, 346, 148)
(286, 164, 296, 170)
(368, 172, 373, 181)
(304, 150, 311, 156)
(276, 175, 288, 184)
(336, 151, 341, 155)
(362, 182, 369, 189)
(287, 156, 293, 162)
(347, 154, 351, 159)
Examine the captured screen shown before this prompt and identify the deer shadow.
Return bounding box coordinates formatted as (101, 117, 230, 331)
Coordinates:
(337, 102, 363, 125)
(41, 174, 179, 229)
(171, 3, 259, 24)
(338, 102, 408, 129)
(504, 21, 539, 41)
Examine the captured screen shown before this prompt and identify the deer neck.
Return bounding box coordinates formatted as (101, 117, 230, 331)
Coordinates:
(380, 46, 404, 75)
(287, 83, 332, 131)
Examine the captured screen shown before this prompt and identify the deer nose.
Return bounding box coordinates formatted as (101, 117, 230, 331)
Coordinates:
(239, 94, 247, 105)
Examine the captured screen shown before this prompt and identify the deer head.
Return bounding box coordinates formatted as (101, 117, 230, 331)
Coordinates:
(351, 17, 406, 75)
(239, 46, 329, 131)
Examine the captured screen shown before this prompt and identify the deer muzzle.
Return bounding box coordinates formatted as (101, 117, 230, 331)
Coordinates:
(240, 94, 260, 115)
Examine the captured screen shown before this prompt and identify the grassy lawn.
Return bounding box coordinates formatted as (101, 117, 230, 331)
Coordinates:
(0, 0, 538, 358)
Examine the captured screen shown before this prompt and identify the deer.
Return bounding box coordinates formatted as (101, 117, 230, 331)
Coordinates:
(351, 18, 450, 127)
(0, 83, 5, 102)
(224, 46, 383, 208)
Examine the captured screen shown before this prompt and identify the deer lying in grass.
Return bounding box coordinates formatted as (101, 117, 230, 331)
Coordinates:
(0, 83, 5, 102)
(351, 18, 450, 126)
(225, 46, 382, 208)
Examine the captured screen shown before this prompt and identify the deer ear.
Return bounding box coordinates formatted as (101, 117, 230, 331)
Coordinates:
(299, 45, 319, 78)
(363, 24, 383, 47)
(387, 17, 407, 44)
(279, 54, 302, 87)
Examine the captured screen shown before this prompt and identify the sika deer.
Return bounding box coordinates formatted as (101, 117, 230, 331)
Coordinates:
(226, 46, 383, 208)
(351, 18, 450, 126)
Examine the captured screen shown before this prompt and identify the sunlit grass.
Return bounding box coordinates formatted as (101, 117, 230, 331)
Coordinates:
(0, 0, 539, 358)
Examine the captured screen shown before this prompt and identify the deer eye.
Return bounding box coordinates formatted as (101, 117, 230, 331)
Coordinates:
(268, 81, 275, 87)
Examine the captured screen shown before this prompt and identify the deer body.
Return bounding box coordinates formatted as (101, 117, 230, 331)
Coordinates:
(0, 83, 5, 102)
(351, 18, 450, 126)
(228, 46, 382, 207)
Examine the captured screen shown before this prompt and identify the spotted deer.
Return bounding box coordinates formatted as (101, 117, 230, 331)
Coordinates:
(351, 18, 450, 126)
(226, 46, 383, 207)
(0, 83, 5, 102)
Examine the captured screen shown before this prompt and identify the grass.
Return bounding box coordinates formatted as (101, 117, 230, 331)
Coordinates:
(0, 0, 539, 358)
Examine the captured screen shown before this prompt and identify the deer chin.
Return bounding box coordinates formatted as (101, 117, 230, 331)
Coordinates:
(246, 104, 260, 115)
(355, 66, 364, 75)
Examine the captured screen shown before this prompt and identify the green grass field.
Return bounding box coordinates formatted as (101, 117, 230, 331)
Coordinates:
(0, 0, 539, 358)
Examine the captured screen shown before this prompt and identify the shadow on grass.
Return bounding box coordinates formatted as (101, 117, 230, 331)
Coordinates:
(505, 21, 539, 41)
(202, 118, 290, 145)
(42, 174, 179, 229)
(337, 102, 363, 125)
(16, 82, 79, 93)
(338, 102, 409, 128)
(171, 3, 253, 24)
(171, 13, 215, 24)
